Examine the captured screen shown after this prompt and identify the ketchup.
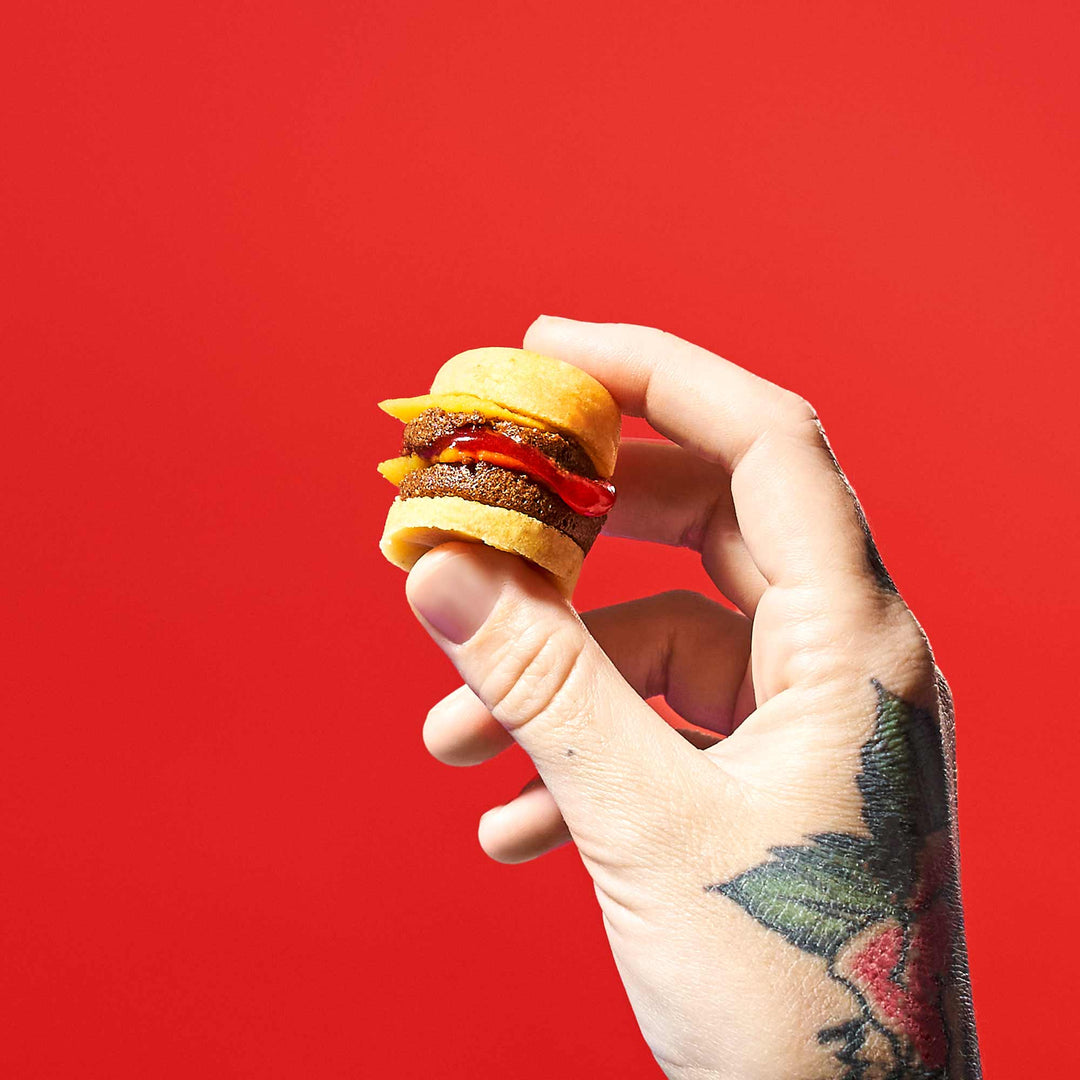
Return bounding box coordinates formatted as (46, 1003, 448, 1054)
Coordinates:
(424, 426, 615, 517)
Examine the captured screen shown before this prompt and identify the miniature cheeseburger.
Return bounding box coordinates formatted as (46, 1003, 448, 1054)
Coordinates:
(377, 347, 621, 596)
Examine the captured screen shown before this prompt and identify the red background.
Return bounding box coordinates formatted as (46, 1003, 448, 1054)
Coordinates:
(3, 2, 1077, 1076)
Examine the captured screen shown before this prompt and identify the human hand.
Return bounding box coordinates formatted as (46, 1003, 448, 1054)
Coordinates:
(405, 317, 980, 1079)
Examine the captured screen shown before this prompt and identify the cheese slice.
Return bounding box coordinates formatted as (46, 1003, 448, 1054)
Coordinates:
(378, 393, 545, 429)
(376, 454, 425, 486)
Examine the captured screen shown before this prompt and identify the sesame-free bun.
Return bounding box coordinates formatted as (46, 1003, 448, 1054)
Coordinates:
(380, 495, 584, 597)
(430, 348, 620, 478)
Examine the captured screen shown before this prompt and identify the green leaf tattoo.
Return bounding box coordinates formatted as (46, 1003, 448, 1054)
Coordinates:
(706, 682, 963, 1079)
(713, 833, 890, 960)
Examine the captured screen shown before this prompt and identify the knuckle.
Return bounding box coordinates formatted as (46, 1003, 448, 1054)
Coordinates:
(890, 608, 936, 677)
(862, 597, 937, 698)
(775, 392, 834, 458)
(770, 586, 938, 699)
(658, 588, 714, 617)
(660, 591, 734, 646)
(742, 391, 827, 469)
(678, 487, 730, 551)
(893, 606, 932, 659)
(869, 592, 930, 656)
(776, 389, 820, 432)
(479, 620, 590, 733)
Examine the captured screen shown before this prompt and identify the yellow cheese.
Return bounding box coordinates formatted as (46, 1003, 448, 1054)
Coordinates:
(376, 454, 425, 486)
(377, 393, 544, 429)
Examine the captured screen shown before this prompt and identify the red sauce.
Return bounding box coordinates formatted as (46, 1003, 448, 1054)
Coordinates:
(424, 426, 615, 517)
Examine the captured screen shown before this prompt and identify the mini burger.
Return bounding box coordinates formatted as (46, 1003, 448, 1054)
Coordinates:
(377, 347, 621, 596)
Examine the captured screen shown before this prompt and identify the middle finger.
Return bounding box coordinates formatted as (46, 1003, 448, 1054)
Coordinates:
(605, 438, 768, 616)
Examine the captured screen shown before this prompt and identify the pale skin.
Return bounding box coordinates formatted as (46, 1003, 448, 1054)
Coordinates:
(405, 317, 980, 1079)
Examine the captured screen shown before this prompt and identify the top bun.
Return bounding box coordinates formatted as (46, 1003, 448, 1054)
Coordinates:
(430, 348, 621, 478)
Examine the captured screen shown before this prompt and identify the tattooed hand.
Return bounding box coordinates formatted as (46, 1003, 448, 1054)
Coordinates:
(405, 317, 980, 1080)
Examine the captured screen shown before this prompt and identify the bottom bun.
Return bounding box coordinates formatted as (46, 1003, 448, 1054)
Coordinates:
(380, 495, 584, 597)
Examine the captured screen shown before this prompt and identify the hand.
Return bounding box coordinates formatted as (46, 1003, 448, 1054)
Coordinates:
(405, 317, 980, 1079)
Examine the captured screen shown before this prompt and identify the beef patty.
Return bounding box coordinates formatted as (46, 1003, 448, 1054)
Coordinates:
(402, 408, 600, 479)
(398, 462, 604, 553)
(397, 409, 606, 552)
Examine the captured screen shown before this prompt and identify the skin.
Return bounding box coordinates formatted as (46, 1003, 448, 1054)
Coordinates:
(405, 317, 981, 1079)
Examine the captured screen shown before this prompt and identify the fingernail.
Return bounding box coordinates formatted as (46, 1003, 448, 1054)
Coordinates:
(406, 547, 503, 644)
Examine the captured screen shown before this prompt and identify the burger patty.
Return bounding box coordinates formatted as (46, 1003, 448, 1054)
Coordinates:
(398, 460, 605, 553)
(401, 408, 601, 480)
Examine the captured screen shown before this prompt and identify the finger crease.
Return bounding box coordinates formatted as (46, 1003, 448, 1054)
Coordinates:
(655, 618, 678, 702)
(680, 487, 729, 552)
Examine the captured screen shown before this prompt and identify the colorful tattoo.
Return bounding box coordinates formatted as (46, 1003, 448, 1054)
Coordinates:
(706, 681, 974, 1078)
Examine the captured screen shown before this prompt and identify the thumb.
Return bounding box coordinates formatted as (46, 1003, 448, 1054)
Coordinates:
(404, 542, 691, 847)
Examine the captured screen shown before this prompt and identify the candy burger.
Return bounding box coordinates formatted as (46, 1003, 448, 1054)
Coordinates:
(377, 348, 621, 596)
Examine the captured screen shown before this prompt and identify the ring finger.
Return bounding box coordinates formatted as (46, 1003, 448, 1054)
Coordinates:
(605, 438, 768, 616)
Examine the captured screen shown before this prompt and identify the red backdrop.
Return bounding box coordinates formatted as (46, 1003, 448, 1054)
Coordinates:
(4, 2, 1077, 1075)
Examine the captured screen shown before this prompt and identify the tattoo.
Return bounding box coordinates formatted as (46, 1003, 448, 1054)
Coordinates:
(706, 681, 978, 1078)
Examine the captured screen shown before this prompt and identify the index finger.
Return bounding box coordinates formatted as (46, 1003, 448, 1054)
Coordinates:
(523, 316, 878, 592)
